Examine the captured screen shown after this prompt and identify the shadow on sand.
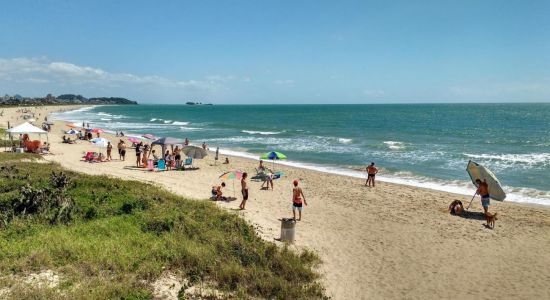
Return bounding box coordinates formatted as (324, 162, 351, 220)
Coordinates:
(459, 210, 486, 221)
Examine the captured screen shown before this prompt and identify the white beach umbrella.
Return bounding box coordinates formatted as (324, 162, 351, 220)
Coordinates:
(182, 146, 208, 159)
(90, 137, 109, 148)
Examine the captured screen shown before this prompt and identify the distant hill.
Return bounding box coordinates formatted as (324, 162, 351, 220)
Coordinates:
(0, 93, 138, 106)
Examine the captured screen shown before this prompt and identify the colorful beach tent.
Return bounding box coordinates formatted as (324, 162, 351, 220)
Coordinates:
(466, 160, 506, 209)
(151, 137, 186, 155)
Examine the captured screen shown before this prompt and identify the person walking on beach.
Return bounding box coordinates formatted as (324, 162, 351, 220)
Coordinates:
(106, 142, 112, 161)
(292, 180, 307, 221)
(476, 179, 490, 214)
(239, 172, 249, 210)
(135, 141, 143, 167)
(366, 162, 378, 187)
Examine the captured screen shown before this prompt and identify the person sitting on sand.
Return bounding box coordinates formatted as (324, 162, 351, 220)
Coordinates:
(475, 179, 490, 214)
(448, 200, 464, 215)
(223, 157, 229, 164)
(292, 180, 307, 221)
(151, 149, 159, 166)
(258, 160, 266, 171)
(211, 182, 226, 201)
(202, 142, 208, 150)
(366, 162, 378, 187)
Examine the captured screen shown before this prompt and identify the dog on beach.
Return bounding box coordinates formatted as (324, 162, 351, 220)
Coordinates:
(485, 212, 498, 229)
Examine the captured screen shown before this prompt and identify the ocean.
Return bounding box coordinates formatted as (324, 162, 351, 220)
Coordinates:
(51, 103, 550, 206)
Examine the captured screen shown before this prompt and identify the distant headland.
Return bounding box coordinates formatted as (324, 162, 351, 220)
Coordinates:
(0, 93, 138, 106)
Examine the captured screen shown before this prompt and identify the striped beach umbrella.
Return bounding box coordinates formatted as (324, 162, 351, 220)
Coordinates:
(219, 170, 244, 197)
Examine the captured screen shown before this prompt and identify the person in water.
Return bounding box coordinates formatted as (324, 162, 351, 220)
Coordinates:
(366, 162, 378, 187)
(239, 172, 249, 210)
(476, 179, 490, 214)
(292, 180, 307, 221)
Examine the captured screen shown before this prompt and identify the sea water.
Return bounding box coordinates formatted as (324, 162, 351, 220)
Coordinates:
(52, 103, 550, 206)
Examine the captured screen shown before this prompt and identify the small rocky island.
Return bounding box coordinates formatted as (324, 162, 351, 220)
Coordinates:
(185, 101, 213, 106)
(0, 93, 138, 106)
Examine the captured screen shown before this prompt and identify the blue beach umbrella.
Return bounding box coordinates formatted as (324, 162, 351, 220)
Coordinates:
(66, 129, 78, 135)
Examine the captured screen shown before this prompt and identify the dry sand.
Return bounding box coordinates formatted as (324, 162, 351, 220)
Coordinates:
(2, 105, 550, 299)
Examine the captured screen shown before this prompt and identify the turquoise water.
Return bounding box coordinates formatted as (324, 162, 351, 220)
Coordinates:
(52, 104, 550, 205)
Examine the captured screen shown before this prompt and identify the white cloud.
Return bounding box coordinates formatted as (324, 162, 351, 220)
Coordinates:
(0, 57, 214, 91)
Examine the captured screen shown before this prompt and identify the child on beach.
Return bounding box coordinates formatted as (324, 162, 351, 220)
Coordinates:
(165, 150, 174, 170)
(292, 180, 307, 221)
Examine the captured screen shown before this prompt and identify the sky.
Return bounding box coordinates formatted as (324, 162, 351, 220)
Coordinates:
(0, 0, 549, 104)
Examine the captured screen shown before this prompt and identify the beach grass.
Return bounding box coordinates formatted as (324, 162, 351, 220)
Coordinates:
(0, 154, 327, 299)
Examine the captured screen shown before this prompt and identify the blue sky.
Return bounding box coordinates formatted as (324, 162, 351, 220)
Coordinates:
(0, 0, 549, 104)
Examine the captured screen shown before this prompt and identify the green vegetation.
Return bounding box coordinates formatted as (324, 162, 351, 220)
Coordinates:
(0, 154, 326, 299)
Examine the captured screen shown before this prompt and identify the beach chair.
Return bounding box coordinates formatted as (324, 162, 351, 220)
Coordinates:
(157, 159, 166, 171)
(184, 157, 193, 169)
(147, 159, 154, 171)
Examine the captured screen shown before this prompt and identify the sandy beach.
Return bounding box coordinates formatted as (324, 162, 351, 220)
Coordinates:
(2, 105, 550, 299)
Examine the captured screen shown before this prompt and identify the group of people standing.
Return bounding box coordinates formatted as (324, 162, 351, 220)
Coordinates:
(211, 160, 308, 221)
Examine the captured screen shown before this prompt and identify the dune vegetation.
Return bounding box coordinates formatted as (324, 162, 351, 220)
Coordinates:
(0, 153, 326, 299)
